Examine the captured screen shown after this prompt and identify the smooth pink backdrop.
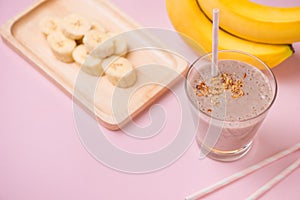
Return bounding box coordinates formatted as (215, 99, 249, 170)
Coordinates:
(1, 0, 300, 199)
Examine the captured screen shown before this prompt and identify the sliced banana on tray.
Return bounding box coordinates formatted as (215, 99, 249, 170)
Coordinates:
(113, 37, 128, 56)
(81, 55, 104, 77)
(60, 14, 91, 40)
(47, 31, 76, 63)
(72, 44, 89, 65)
(83, 30, 115, 58)
(91, 40, 115, 59)
(41, 13, 136, 87)
(103, 56, 136, 88)
(90, 21, 107, 33)
(40, 16, 61, 36)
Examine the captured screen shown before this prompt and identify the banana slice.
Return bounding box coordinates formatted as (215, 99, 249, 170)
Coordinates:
(47, 31, 76, 63)
(83, 30, 107, 52)
(90, 21, 107, 33)
(84, 30, 115, 58)
(92, 39, 115, 59)
(103, 56, 136, 88)
(39, 16, 61, 36)
(60, 14, 91, 40)
(72, 44, 89, 65)
(81, 55, 104, 76)
(113, 37, 128, 56)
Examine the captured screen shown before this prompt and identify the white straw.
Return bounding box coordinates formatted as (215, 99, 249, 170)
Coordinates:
(246, 157, 300, 200)
(211, 8, 219, 77)
(185, 142, 300, 200)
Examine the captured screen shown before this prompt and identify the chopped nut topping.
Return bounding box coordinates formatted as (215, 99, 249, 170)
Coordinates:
(236, 79, 243, 88)
(194, 72, 245, 100)
(231, 83, 244, 98)
(195, 81, 210, 96)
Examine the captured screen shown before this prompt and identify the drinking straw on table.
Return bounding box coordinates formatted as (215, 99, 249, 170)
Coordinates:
(185, 142, 300, 200)
(246, 157, 300, 200)
(211, 8, 219, 77)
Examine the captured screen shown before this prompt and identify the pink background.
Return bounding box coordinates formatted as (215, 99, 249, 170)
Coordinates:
(1, 0, 300, 199)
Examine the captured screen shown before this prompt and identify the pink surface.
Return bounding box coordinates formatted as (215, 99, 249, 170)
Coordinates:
(1, 0, 300, 199)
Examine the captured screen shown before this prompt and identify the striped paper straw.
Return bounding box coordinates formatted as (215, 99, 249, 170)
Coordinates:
(185, 142, 300, 200)
(246, 157, 300, 200)
(211, 8, 219, 77)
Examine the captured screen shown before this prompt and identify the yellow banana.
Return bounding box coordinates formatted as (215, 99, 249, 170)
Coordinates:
(165, 0, 294, 68)
(197, 0, 300, 44)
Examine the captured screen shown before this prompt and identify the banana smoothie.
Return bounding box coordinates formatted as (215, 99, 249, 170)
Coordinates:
(186, 53, 277, 161)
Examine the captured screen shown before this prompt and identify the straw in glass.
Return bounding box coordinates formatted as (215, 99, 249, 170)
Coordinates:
(211, 8, 219, 77)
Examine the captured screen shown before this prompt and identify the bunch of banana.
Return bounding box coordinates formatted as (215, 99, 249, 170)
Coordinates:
(39, 14, 136, 88)
(166, 0, 297, 68)
(198, 0, 300, 44)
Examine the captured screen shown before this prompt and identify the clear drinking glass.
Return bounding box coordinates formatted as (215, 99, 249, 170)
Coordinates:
(185, 50, 277, 161)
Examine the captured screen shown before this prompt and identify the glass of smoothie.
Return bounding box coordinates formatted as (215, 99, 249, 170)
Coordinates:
(185, 50, 277, 161)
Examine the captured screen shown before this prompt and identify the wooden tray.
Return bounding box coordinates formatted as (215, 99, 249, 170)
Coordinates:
(0, 0, 187, 130)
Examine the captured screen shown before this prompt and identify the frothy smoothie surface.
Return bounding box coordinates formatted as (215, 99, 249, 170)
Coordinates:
(191, 60, 273, 121)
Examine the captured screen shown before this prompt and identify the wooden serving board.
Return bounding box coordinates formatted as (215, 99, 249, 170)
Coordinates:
(0, 0, 187, 130)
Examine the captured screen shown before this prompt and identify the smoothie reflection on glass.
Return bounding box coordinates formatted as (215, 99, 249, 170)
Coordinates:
(185, 50, 277, 162)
